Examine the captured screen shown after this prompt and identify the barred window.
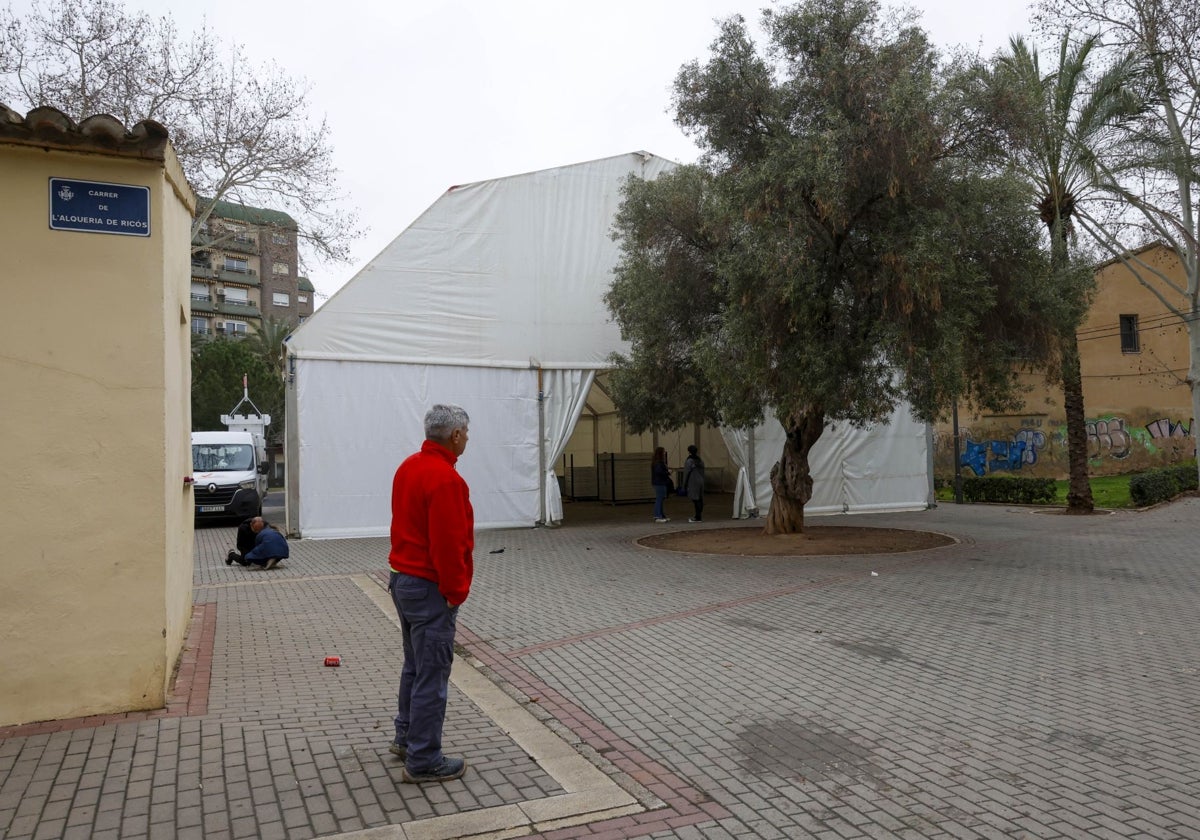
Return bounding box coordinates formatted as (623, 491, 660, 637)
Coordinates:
(1119, 314, 1140, 353)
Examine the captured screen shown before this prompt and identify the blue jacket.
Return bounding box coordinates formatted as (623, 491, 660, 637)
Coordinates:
(245, 527, 289, 561)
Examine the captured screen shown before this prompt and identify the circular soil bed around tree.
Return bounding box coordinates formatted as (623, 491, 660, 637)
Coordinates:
(638, 525, 956, 557)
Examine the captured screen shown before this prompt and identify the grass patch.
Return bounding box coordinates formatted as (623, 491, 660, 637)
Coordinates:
(1054, 474, 1132, 508)
(936, 474, 1133, 508)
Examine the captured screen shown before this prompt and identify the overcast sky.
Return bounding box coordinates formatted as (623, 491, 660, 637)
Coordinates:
(12, 0, 1037, 302)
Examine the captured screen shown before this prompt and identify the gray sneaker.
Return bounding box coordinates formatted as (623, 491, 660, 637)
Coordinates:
(388, 741, 406, 760)
(265, 558, 280, 570)
(402, 756, 466, 784)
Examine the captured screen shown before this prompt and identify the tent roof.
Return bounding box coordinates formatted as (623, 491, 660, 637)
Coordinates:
(286, 151, 678, 369)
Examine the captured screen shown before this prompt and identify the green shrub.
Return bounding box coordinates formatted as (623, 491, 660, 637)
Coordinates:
(1167, 463, 1198, 493)
(1130, 462, 1198, 506)
(961, 475, 1057, 504)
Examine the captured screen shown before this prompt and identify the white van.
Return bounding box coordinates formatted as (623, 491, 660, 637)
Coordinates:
(191, 430, 268, 520)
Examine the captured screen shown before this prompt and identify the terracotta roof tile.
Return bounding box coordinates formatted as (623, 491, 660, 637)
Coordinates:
(0, 103, 169, 159)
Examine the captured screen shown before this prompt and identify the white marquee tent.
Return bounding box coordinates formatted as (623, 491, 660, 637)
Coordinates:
(284, 151, 933, 537)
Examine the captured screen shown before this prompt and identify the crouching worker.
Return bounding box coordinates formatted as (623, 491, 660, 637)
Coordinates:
(226, 517, 289, 569)
(227, 517, 259, 565)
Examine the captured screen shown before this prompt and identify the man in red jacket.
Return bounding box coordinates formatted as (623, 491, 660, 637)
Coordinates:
(387, 404, 474, 783)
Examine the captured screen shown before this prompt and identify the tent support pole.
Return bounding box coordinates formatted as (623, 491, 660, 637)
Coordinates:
(748, 427, 757, 517)
(537, 368, 546, 525)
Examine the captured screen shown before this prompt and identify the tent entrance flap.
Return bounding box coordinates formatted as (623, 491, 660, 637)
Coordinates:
(541, 369, 595, 524)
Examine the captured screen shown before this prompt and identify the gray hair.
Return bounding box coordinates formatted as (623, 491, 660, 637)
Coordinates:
(424, 404, 469, 440)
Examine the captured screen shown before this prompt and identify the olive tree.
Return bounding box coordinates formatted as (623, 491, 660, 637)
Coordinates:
(605, 0, 1066, 533)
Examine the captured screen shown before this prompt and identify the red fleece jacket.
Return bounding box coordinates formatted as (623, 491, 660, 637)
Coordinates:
(388, 440, 475, 605)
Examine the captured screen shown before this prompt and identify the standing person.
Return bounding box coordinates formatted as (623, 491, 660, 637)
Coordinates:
(387, 404, 473, 784)
(650, 447, 672, 523)
(683, 444, 706, 522)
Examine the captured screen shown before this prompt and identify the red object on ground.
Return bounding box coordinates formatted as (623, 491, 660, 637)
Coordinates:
(324, 656, 341, 667)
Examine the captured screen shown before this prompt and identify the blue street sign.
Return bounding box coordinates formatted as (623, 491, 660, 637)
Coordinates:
(49, 177, 151, 237)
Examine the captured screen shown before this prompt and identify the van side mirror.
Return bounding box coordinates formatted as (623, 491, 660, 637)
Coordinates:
(257, 463, 269, 475)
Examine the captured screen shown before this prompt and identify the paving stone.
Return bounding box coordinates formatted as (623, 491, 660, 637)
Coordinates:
(5, 502, 1200, 838)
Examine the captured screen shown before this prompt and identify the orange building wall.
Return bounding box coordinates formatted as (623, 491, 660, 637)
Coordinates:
(933, 244, 1195, 480)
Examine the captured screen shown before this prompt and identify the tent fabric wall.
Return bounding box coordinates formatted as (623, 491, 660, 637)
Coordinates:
(541, 369, 595, 524)
(719, 405, 932, 519)
(723, 429, 759, 516)
(295, 359, 540, 537)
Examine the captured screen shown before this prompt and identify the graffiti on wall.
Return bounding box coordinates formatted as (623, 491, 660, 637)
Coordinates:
(959, 428, 1047, 476)
(1086, 415, 1194, 462)
(1087, 417, 1131, 460)
(1146, 417, 1192, 440)
(938, 412, 1195, 478)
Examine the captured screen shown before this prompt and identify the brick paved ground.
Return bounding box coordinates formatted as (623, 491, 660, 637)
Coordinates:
(2, 497, 1199, 839)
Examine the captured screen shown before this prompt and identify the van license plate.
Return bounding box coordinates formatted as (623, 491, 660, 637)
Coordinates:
(199, 505, 226, 513)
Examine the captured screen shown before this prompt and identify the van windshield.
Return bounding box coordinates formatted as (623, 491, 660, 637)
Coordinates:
(192, 443, 255, 472)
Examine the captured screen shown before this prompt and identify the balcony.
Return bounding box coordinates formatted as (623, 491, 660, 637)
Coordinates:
(220, 298, 261, 318)
(217, 268, 260, 286)
(193, 231, 258, 252)
(190, 262, 216, 279)
(223, 234, 259, 255)
(190, 297, 218, 315)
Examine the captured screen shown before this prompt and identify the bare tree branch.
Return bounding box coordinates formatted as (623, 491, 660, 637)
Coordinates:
(0, 0, 362, 270)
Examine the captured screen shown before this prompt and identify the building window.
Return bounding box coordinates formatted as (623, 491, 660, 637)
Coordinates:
(272, 292, 290, 307)
(190, 282, 210, 301)
(192, 316, 209, 335)
(298, 315, 307, 324)
(225, 321, 248, 336)
(224, 256, 249, 274)
(297, 294, 308, 304)
(1119, 314, 1140, 353)
(272, 233, 290, 245)
(272, 261, 289, 275)
(223, 287, 249, 305)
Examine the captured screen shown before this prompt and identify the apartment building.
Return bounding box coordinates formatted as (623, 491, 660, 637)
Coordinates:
(189, 200, 315, 337)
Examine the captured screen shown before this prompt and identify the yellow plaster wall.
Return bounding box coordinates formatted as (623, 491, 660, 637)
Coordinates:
(933, 245, 1196, 480)
(0, 144, 195, 726)
(159, 147, 198, 694)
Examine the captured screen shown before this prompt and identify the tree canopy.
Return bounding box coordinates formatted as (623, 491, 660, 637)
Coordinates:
(605, 0, 1067, 532)
(0, 0, 360, 267)
(191, 337, 283, 447)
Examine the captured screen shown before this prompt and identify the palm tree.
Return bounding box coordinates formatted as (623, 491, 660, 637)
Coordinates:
(243, 315, 293, 447)
(991, 34, 1142, 513)
(246, 315, 293, 379)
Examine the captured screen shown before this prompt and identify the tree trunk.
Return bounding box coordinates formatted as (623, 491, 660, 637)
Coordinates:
(764, 409, 825, 535)
(1060, 334, 1094, 513)
(1189, 304, 1200, 492)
